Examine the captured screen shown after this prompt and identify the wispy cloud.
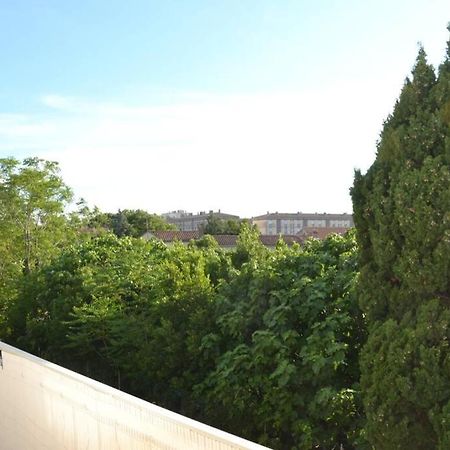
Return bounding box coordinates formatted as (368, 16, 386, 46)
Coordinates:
(0, 114, 55, 137)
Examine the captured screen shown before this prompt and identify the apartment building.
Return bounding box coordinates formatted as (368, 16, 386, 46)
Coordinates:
(252, 212, 353, 235)
(162, 210, 239, 232)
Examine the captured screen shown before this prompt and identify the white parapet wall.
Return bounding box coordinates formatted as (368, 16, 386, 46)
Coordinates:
(0, 341, 271, 450)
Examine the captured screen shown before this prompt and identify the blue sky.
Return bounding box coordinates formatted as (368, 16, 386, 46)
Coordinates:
(1, 1, 449, 216)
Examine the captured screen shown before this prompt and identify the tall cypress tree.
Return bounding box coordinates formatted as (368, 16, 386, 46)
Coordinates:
(352, 30, 450, 449)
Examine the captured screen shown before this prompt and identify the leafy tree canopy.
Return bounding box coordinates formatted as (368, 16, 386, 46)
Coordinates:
(203, 213, 242, 235)
(11, 226, 362, 449)
(0, 157, 73, 337)
(83, 208, 176, 237)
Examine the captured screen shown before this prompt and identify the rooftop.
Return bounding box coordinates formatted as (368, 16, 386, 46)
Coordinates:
(142, 230, 352, 247)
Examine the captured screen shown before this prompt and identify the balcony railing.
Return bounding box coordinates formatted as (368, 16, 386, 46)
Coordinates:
(0, 341, 270, 450)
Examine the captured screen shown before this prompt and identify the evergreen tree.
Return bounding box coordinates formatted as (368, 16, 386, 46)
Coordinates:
(351, 33, 450, 449)
(203, 213, 242, 235)
(112, 209, 130, 237)
(98, 209, 175, 237)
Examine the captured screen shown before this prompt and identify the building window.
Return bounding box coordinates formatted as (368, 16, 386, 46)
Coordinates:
(330, 220, 351, 228)
(267, 220, 276, 235)
(307, 219, 326, 227)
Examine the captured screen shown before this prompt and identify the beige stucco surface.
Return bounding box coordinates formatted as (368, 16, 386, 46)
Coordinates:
(0, 342, 270, 450)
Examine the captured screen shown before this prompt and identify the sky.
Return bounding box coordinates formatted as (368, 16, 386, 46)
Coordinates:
(0, 1, 449, 217)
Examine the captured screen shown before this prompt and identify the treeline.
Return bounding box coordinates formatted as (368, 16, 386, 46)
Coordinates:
(79, 205, 176, 237)
(0, 31, 449, 449)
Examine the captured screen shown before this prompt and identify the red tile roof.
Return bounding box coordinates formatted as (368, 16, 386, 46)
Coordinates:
(299, 227, 349, 240)
(145, 231, 304, 247)
(212, 235, 238, 247)
(259, 235, 304, 246)
(144, 229, 347, 247)
(145, 230, 201, 242)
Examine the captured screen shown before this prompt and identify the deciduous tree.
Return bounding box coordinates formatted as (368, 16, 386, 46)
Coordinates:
(0, 157, 73, 337)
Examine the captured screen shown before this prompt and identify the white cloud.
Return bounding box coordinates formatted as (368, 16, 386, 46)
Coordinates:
(2, 82, 401, 217)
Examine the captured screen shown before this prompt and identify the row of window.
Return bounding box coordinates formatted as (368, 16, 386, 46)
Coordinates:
(329, 220, 351, 227)
(180, 219, 351, 233)
(265, 219, 352, 235)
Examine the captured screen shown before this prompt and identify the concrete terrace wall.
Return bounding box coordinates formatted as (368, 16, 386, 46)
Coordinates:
(0, 342, 270, 450)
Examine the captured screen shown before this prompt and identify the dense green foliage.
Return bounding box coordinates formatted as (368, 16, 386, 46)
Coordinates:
(196, 230, 365, 448)
(351, 37, 450, 448)
(202, 213, 243, 235)
(82, 207, 176, 237)
(0, 157, 74, 336)
(6, 224, 362, 449)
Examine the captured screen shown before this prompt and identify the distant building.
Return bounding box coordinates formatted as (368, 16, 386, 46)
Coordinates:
(161, 210, 189, 219)
(162, 210, 240, 232)
(252, 212, 353, 235)
(159, 210, 353, 236)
